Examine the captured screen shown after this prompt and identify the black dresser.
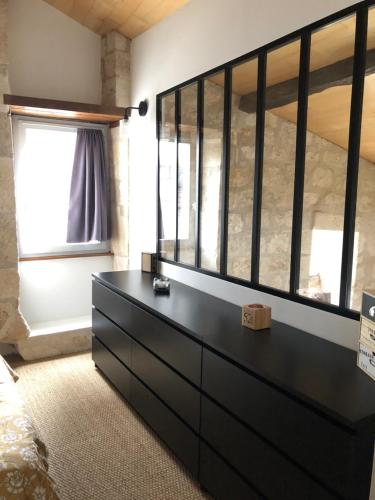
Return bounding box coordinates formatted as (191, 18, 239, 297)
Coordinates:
(92, 270, 375, 500)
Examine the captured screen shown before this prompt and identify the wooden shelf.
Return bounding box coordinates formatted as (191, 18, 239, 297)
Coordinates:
(4, 94, 125, 124)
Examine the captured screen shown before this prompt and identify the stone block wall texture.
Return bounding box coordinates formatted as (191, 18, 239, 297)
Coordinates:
(159, 80, 375, 310)
(101, 31, 131, 271)
(0, 0, 29, 342)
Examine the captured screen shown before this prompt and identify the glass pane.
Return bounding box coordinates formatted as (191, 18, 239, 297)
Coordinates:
(298, 14, 356, 305)
(227, 58, 257, 279)
(259, 39, 300, 290)
(200, 72, 225, 271)
(159, 93, 176, 260)
(16, 124, 77, 255)
(178, 84, 197, 266)
(350, 7, 375, 311)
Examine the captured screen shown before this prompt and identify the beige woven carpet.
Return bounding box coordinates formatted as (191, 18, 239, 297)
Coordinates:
(12, 352, 207, 500)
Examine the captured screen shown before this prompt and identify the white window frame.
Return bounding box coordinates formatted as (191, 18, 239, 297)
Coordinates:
(13, 116, 110, 258)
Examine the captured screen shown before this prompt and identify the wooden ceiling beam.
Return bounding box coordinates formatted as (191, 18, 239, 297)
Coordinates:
(239, 49, 375, 114)
(3, 94, 125, 124)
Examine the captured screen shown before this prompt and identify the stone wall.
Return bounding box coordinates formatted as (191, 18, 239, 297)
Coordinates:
(0, 0, 29, 342)
(227, 94, 256, 279)
(101, 31, 131, 271)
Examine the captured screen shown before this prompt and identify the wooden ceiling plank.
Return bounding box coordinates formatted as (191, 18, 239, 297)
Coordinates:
(310, 17, 356, 72)
(69, 0, 95, 23)
(114, 0, 144, 26)
(118, 14, 148, 38)
(134, 0, 164, 20)
(82, 9, 104, 32)
(91, 0, 113, 18)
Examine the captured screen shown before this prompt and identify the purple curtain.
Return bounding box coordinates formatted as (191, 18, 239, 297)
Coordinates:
(67, 129, 111, 243)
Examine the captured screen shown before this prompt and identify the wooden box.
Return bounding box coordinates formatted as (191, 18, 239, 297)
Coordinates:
(141, 252, 157, 273)
(242, 304, 271, 331)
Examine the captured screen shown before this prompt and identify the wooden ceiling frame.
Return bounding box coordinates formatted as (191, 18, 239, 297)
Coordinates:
(43, 0, 190, 40)
(3, 94, 125, 125)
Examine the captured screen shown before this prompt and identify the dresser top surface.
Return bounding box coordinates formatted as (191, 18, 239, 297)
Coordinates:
(93, 270, 375, 431)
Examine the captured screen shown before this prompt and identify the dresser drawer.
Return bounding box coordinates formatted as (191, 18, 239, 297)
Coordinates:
(132, 339, 200, 432)
(201, 396, 335, 500)
(202, 348, 359, 499)
(93, 280, 201, 386)
(92, 309, 132, 368)
(131, 376, 199, 478)
(200, 443, 260, 500)
(92, 337, 131, 401)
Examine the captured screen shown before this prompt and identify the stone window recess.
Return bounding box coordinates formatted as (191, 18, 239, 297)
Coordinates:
(0, 0, 29, 342)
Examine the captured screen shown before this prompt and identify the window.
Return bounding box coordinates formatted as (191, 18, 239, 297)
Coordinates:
(259, 39, 300, 291)
(157, 3, 372, 319)
(298, 13, 356, 306)
(350, 6, 375, 311)
(227, 57, 257, 280)
(14, 118, 109, 257)
(200, 72, 225, 272)
(159, 94, 176, 261)
(178, 83, 198, 266)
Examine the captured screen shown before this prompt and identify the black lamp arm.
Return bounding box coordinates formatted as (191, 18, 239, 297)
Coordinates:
(124, 100, 148, 120)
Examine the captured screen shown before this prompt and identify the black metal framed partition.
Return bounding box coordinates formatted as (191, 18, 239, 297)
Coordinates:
(157, 0, 375, 320)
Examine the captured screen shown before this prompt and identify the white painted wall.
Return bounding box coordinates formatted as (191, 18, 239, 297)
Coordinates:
(8, 0, 102, 104)
(129, 0, 361, 351)
(19, 256, 113, 326)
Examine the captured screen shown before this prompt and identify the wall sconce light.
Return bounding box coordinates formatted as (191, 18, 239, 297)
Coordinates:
(124, 100, 148, 121)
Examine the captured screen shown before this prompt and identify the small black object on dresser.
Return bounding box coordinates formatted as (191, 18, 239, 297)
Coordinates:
(92, 270, 375, 500)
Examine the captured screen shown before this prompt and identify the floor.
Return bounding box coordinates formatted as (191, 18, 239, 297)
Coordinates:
(12, 352, 207, 500)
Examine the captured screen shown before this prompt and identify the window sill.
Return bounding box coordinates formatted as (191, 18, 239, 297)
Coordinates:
(19, 251, 113, 262)
(27, 316, 92, 337)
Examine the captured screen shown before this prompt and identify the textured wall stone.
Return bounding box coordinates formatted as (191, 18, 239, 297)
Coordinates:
(0, 0, 29, 343)
(101, 31, 131, 108)
(101, 31, 131, 271)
